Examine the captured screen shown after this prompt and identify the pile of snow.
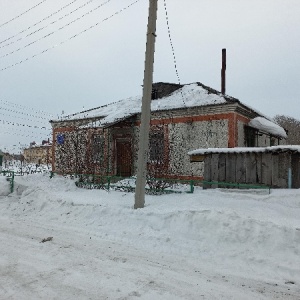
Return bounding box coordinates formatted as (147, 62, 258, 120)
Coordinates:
(2, 160, 51, 174)
(0, 176, 10, 196)
(0, 174, 299, 299)
(249, 117, 287, 138)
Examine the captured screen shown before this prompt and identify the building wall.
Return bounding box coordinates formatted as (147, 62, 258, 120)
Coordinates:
(167, 119, 228, 178)
(51, 104, 284, 180)
(53, 128, 89, 174)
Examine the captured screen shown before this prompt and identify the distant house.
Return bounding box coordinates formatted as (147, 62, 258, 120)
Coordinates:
(23, 140, 52, 165)
(50, 82, 286, 180)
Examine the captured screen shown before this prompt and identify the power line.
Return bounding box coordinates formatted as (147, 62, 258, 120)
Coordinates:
(0, 99, 54, 117)
(0, 111, 49, 125)
(163, 0, 186, 107)
(0, 0, 100, 50)
(0, 0, 143, 72)
(0, 106, 50, 120)
(0, 0, 80, 46)
(163, 0, 180, 85)
(0, 123, 51, 135)
(0, 118, 50, 130)
(0, 0, 49, 29)
(0, 0, 113, 59)
(0, 128, 51, 140)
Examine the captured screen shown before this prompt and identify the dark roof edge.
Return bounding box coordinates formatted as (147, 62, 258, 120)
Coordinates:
(196, 82, 240, 103)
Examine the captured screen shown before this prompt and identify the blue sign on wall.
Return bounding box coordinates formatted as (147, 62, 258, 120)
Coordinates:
(57, 134, 65, 145)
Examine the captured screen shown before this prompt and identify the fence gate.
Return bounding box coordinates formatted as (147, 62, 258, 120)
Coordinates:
(116, 140, 132, 177)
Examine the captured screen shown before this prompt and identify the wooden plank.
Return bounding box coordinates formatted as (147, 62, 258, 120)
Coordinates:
(292, 153, 300, 188)
(245, 153, 257, 184)
(218, 153, 226, 182)
(261, 153, 272, 186)
(272, 154, 279, 187)
(211, 154, 219, 188)
(236, 153, 246, 183)
(203, 154, 211, 189)
(256, 153, 262, 184)
(226, 153, 236, 183)
(277, 152, 290, 188)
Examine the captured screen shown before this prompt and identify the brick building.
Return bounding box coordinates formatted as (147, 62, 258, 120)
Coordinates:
(50, 82, 286, 180)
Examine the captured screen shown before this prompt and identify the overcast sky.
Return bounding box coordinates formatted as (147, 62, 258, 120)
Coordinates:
(0, 0, 299, 152)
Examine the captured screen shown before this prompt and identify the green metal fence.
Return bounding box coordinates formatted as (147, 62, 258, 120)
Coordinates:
(202, 180, 271, 194)
(50, 172, 271, 194)
(1, 171, 15, 193)
(50, 172, 195, 194)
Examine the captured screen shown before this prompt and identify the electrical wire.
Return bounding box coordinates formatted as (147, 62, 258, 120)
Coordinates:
(0, 0, 113, 58)
(0, 0, 101, 50)
(0, 0, 79, 46)
(163, 0, 186, 107)
(0, 128, 50, 140)
(0, 111, 49, 125)
(0, 0, 143, 72)
(0, 118, 50, 130)
(0, 0, 49, 29)
(0, 106, 50, 120)
(0, 122, 51, 135)
(0, 99, 54, 117)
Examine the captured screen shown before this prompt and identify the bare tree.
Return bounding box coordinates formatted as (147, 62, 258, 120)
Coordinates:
(273, 115, 300, 145)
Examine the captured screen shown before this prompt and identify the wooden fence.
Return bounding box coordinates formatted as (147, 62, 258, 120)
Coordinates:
(203, 151, 300, 188)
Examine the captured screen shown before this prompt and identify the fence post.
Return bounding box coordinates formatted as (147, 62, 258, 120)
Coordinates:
(10, 172, 14, 193)
(107, 176, 111, 191)
(190, 180, 194, 193)
(288, 168, 292, 189)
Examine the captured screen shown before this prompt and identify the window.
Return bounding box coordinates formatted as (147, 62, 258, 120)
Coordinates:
(93, 135, 104, 162)
(270, 137, 276, 146)
(149, 131, 164, 163)
(244, 126, 257, 147)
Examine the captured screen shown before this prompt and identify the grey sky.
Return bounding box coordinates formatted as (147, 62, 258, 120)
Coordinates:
(0, 0, 299, 152)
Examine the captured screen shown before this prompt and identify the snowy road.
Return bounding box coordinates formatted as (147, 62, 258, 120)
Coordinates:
(0, 174, 300, 299)
(1, 216, 298, 300)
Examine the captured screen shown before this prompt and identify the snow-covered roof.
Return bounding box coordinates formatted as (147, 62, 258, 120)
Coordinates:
(188, 145, 300, 156)
(51, 82, 241, 127)
(248, 117, 287, 138)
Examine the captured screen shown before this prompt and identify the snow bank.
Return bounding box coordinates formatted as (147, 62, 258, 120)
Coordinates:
(0, 176, 10, 196)
(1, 174, 300, 299)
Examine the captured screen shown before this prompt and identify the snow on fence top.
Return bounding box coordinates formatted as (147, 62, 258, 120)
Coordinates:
(188, 145, 300, 156)
(248, 117, 287, 138)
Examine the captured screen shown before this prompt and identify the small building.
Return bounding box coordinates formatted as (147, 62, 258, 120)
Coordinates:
(50, 82, 287, 180)
(188, 146, 300, 188)
(23, 141, 52, 165)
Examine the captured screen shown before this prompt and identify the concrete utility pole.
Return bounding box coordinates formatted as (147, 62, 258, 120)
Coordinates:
(134, 0, 158, 209)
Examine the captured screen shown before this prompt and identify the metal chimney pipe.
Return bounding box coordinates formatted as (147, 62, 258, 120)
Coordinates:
(221, 48, 226, 94)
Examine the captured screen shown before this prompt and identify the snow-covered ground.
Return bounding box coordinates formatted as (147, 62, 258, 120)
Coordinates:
(0, 173, 300, 299)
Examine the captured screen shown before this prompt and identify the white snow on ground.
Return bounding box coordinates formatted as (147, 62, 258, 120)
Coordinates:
(0, 173, 300, 299)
